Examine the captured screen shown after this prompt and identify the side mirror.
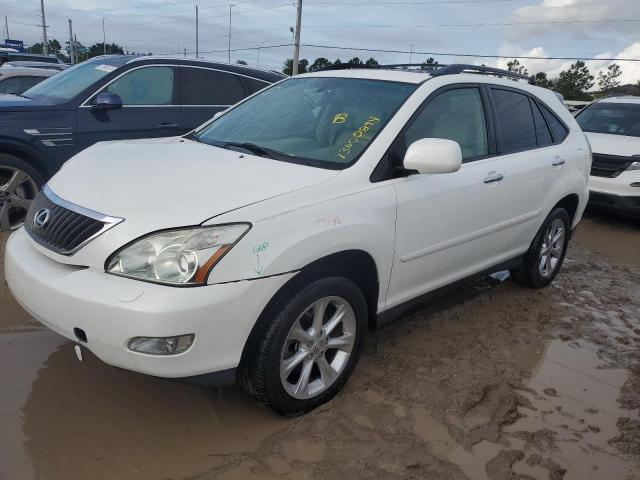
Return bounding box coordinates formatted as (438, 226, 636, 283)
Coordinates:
(403, 138, 462, 175)
(93, 92, 123, 110)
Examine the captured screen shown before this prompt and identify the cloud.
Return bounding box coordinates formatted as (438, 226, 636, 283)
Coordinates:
(491, 41, 640, 88)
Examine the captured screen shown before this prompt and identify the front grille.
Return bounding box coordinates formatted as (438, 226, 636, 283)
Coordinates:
(590, 154, 634, 178)
(24, 187, 121, 255)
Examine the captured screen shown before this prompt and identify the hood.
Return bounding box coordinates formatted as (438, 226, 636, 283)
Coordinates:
(585, 132, 640, 157)
(0, 93, 33, 107)
(47, 137, 339, 230)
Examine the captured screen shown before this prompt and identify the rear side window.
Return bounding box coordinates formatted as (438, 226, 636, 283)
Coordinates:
(404, 87, 489, 161)
(492, 88, 537, 153)
(181, 68, 246, 105)
(240, 76, 270, 96)
(0, 75, 44, 95)
(531, 100, 553, 147)
(541, 104, 569, 143)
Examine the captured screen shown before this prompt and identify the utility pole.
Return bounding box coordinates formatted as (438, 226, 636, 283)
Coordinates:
(228, 4, 235, 63)
(409, 44, 413, 63)
(74, 34, 78, 62)
(184, 48, 187, 58)
(4, 16, 9, 39)
(102, 18, 106, 55)
(68, 19, 75, 64)
(40, 0, 48, 55)
(195, 5, 199, 58)
(292, 0, 303, 75)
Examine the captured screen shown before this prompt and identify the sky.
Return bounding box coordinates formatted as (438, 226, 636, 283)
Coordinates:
(3, 0, 640, 84)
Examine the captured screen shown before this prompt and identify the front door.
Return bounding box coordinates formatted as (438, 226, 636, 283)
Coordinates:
(386, 85, 514, 308)
(76, 65, 181, 150)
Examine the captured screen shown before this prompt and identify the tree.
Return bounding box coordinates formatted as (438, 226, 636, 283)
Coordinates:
(597, 63, 622, 94)
(531, 72, 555, 90)
(421, 57, 439, 70)
(347, 57, 364, 66)
(308, 57, 332, 72)
(282, 58, 308, 76)
(29, 39, 63, 59)
(236, 59, 248, 65)
(365, 57, 379, 67)
(88, 42, 124, 58)
(555, 60, 595, 101)
(506, 59, 528, 76)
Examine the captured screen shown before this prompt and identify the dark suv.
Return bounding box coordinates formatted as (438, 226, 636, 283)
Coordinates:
(0, 55, 284, 231)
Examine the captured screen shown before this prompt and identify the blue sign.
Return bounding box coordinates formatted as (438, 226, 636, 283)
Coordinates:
(4, 39, 24, 51)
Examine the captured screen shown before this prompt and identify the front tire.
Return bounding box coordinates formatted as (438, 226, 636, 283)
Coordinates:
(0, 154, 44, 232)
(239, 276, 367, 416)
(511, 208, 571, 288)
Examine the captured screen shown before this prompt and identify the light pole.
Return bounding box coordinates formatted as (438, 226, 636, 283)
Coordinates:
(195, 4, 199, 58)
(40, 0, 48, 55)
(102, 18, 106, 55)
(292, 0, 303, 75)
(228, 3, 235, 63)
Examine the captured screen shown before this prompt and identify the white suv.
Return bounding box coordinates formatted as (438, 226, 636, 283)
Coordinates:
(5, 64, 590, 415)
(575, 96, 640, 219)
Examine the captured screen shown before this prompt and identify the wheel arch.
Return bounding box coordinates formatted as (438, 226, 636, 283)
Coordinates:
(0, 140, 50, 180)
(238, 249, 380, 374)
(552, 193, 580, 229)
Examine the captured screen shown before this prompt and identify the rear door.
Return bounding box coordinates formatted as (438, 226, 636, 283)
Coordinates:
(76, 65, 181, 149)
(487, 86, 568, 253)
(179, 66, 270, 131)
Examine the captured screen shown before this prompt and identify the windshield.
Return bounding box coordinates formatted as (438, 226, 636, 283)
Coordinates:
(22, 57, 129, 103)
(576, 102, 640, 137)
(195, 77, 417, 168)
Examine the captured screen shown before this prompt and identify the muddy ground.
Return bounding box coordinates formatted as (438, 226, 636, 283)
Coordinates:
(1, 209, 639, 480)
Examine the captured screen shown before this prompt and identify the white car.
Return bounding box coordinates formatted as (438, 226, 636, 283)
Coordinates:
(575, 96, 640, 219)
(5, 64, 590, 415)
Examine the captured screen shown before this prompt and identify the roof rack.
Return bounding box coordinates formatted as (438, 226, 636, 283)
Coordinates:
(317, 62, 444, 72)
(430, 64, 531, 81)
(317, 62, 532, 82)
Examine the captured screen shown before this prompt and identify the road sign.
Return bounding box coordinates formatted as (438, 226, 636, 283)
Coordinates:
(4, 39, 24, 51)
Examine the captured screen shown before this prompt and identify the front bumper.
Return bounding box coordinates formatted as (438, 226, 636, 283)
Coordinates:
(588, 191, 640, 219)
(5, 228, 295, 381)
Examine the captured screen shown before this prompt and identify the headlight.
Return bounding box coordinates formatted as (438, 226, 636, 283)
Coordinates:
(106, 223, 250, 286)
(627, 161, 640, 171)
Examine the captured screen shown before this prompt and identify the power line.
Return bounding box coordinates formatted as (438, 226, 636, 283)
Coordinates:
(307, 0, 521, 4)
(302, 18, 640, 30)
(302, 43, 640, 62)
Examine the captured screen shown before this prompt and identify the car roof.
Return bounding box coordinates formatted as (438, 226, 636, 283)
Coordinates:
(0, 67, 55, 77)
(2, 61, 68, 70)
(122, 55, 286, 82)
(595, 95, 640, 105)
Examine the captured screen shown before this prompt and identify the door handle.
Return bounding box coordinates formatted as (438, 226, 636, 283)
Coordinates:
(483, 173, 504, 184)
(157, 122, 178, 128)
(552, 158, 566, 167)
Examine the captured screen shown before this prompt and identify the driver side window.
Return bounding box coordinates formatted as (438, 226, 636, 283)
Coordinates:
(405, 87, 489, 161)
(101, 66, 176, 105)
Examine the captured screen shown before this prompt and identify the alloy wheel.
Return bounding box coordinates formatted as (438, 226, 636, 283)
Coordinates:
(0, 166, 38, 231)
(538, 218, 565, 278)
(280, 296, 357, 400)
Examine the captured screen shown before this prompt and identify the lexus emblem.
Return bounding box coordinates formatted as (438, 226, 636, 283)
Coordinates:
(33, 208, 51, 229)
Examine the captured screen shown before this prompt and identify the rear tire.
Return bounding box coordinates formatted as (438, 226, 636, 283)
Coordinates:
(239, 276, 367, 416)
(511, 208, 571, 288)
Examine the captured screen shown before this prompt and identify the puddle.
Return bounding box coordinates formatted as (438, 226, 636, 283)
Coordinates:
(574, 210, 640, 265)
(1, 215, 639, 480)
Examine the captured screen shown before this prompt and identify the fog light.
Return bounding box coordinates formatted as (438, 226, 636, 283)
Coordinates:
(127, 334, 195, 355)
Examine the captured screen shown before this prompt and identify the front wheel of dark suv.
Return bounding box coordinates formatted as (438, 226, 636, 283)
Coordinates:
(239, 276, 367, 416)
(0, 154, 44, 232)
(511, 208, 571, 289)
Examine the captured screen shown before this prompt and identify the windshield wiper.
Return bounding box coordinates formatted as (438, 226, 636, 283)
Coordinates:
(220, 142, 290, 160)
